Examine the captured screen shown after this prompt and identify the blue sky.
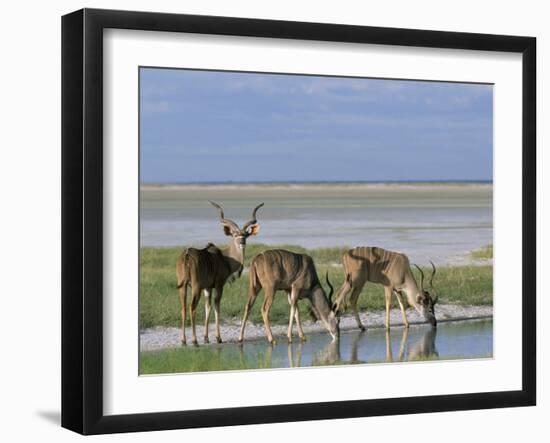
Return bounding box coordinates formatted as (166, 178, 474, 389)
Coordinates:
(140, 68, 493, 183)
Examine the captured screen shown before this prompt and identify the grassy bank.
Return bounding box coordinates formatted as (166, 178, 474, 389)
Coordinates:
(470, 244, 493, 260)
(140, 345, 273, 373)
(140, 346, 493, 374)
(140, 244, 493, 329)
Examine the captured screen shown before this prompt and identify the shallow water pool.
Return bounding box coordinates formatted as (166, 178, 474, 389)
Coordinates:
(237, 318, 493, 368)
(140, 319, 493, 374)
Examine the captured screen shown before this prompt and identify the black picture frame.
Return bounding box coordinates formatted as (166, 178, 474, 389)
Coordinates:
(61, 8, 536, 435)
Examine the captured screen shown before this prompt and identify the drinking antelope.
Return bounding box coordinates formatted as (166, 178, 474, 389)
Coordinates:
(238, 249, 340, 344)
(332, 246, 438, 330)
(176, 201, 263, 345)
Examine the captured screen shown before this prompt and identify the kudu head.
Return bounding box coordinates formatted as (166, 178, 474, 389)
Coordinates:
(310, 272, 340, 341)
(209, 201, 263, 252)
(413, 261, 439, 327)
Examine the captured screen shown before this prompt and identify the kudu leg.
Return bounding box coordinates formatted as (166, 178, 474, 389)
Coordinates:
(214, 286, 224, 343)
(294, 305, 306, 342)
(334, 279, 352, 312)
(288, 292, 306, 341)
(287, 288, 299, 343)
(203, 289, 212, 344)
(261, 288, 276, 344)
(287, 290, 306, 341)
(189, 286, 201, 345)
(178, 283, 188, 345)
(349, 285, 365, 331)
(384, 286, 393, 329)
(238, 285, 260, 343)
(394, 290, 409, 328)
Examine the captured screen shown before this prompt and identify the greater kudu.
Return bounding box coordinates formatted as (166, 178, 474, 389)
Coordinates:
(176, 201, 263, 345)
(332, 246, 438, 330)
(238, 249, 340, 344)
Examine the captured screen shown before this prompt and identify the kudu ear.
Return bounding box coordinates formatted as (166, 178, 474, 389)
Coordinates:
(246, 223, 260, 236)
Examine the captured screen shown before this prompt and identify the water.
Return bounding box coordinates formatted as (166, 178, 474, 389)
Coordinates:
(235, 319, 493, 369)
(140, 183, 492, 265)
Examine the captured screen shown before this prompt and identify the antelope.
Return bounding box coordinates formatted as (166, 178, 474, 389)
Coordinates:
(176, 201, 263, 345)
(238, 249, 340, 344)
(332, 246, 438, 330)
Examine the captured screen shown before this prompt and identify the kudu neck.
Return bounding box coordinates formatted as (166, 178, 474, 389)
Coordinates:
(404, 274, 423, 311)
(223, 240, 246, 274)
(311, 287, 331, 320)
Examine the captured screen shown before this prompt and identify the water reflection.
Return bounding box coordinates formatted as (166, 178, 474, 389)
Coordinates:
(385, 328, 408, 363)
(311, 339, 341, 366)
(288, 342, 303, 368)
(285, 326, 440, 367)
(407, 327, 439, 361)
(226, 319, 492, 372)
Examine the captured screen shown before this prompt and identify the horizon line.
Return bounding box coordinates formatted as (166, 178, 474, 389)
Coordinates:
(140, 179, 493, 185)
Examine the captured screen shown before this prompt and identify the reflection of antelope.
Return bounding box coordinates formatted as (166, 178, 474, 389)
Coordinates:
(176, 201, 263, 345)
(333, 247, 439, 330)
(407, 327, 439, 361)
(287, 343, 303, 368)
(238, 250, 339, 344)
(385, 328, 409, 363)
(312, 338, 341, 366)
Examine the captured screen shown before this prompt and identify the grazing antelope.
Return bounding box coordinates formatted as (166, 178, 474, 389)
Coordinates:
(332, 246, 438, 330)
(176, 201, 263, 345)
(238, 249, 340, 344)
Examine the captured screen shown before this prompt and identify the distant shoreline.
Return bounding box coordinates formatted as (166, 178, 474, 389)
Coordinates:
(141, 181, 493, 192)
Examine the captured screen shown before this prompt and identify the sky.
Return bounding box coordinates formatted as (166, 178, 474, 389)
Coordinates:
(140, 68, 493, 183)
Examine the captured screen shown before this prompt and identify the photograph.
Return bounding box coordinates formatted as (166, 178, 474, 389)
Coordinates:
(138, 67, 494, 375)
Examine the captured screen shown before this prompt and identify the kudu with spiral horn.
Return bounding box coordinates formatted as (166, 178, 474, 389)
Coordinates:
(332, 246, 438, 330)
(238, 249, 340, 344)
(176, 201, 264, 345)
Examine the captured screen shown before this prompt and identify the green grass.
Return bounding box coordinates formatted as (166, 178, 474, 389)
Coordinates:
(470, 244, 493, 260)
(139, 345, 493, 374)
(140, 244, 493, 329)
(140, 346, 274, 374)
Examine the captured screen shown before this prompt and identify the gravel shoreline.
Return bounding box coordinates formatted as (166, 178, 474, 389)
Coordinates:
(140, 303, 493, 352)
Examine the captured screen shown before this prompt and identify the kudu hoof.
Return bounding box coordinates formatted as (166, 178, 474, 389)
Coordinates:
(269, 339, 277, 345)
(216, 337, 223, 344)
(204, 337, 210, 344)
(359, 326, 366, 332)
(181, 340, 187, 346)
(300, 336, 307, 342)
(192, 340, 199, 346)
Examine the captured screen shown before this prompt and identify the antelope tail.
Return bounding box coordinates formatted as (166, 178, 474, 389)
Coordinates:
(176, 251, 192, 289)
(249, 260, 259, 289)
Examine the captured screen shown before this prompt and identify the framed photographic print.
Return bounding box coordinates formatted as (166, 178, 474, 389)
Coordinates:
(61, 8, 536, 435)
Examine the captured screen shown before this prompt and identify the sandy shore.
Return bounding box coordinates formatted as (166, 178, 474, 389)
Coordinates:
(141, 182, 492, 192)
(140, 303, 493, 352)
